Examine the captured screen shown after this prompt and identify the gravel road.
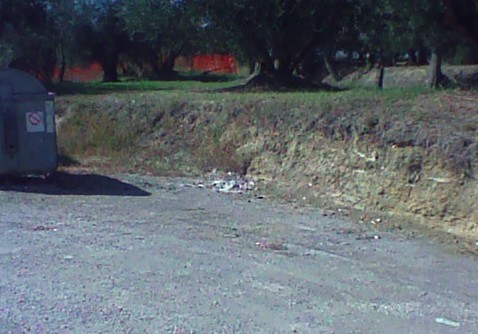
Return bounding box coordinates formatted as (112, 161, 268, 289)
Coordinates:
(1, 172, 477, 334)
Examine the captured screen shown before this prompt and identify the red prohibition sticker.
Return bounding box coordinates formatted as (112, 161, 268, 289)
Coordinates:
(26, 111, 45, 132)
(28, 111, 42, 125)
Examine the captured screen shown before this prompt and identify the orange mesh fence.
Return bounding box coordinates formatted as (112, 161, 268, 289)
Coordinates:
(191, 54, 237, 74)
(53, 62, 103, 82)
(52, 55, 237, 82)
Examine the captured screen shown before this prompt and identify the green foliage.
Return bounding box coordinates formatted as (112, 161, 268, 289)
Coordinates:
(0, 0, 57, 80)
(117, 0, 207, 77)
(359, 0, 475, 64)
(203, 0, 360, 76)
(73, 0, 130, 81)
(2, 0, 478, 84)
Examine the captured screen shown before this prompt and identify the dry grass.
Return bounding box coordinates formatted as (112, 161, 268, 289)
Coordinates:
(56, 87, 478, 179)
(53, 85, 478, 244)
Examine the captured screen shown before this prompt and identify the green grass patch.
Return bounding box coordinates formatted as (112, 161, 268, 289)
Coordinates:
(50, 75, 245, 96)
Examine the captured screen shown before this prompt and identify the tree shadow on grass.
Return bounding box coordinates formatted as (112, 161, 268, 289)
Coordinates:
(173, 72, 239, 82)
(215, 73, 345, 93)
(49, 73, 241, 96)
(0, 172, 151, 196)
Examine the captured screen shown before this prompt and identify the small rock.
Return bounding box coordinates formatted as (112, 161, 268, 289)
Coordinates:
(223, 233, 240, 239)
(322, 210, 336, 217)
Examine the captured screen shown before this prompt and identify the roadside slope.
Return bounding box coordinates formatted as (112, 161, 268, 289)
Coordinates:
(56, 88, 478, 248)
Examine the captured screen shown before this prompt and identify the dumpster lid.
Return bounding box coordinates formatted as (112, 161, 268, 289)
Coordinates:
(0, 69, 47, 95)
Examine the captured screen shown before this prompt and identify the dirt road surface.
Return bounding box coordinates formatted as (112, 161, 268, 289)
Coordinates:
(1, 172, 477, 334)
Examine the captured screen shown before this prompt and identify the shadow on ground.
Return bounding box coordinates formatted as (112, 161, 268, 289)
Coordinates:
(0, 172, 151, 196)
(58, 153, 81, 167)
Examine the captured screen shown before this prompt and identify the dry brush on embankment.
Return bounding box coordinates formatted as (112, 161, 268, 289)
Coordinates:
(56, 89, 478, 242)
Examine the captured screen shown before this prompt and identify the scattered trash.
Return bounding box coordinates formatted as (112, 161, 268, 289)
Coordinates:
(33, 225, 57, 231)
(211, 178, 254, 194)
(356, 235, 381, 241)
(186, 170, 256, 195)
(256, 240, 287, 251)
(435, 317, 461, 328)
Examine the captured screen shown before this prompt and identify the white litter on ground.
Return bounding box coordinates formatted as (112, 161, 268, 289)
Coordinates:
(435, 317, 461, 327)
(183, 170, 255, 194)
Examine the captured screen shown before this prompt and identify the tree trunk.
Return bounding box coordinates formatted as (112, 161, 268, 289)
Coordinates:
(376, 65, 384, 89)
(259, 56, 275, 75)
(40, 47, 56, 84)
(323, 54, 339, 81)
(442, 0, 478, 45)
(148, 50, 161, 77)
(134, 61, 145, 78)
(59, 60, 66, 82)
(102, 51, 119, 82)
(276, 56, 294, 78)
(160, 51, 179, 75)
(428, 51, 443, 89)
(407, 48, 417, 65)
(365, 52, 375, 70)
(102, 64, 118, 82)
(248, 58, 256, 75)
(58, 43, 66, 82)
(417, 47, 428, 65)
(289, 40, 317, 74)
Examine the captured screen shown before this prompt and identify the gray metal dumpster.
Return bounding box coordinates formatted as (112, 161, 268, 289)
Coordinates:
(0, 69, 58, 175)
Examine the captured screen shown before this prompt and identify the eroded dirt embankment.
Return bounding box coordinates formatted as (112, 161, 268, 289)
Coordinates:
(56, 89, 478, 245)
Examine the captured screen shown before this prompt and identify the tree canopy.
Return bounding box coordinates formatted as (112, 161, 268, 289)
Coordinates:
(0, 0, 477, 85)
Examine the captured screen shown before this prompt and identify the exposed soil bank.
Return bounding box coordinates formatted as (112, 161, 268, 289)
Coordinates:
(56, 89, 478, 249)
